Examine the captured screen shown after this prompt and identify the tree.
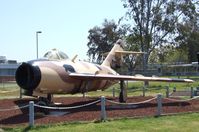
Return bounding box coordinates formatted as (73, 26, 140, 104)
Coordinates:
(175, 18, 199, 62)
(87, 19, 143, 74)
(121, 0, 198, 69)
(148, 45, 189, 64)
(187, 31, 199, 62)
(87, 19, 127, 63)
(123, 34, 143, 73)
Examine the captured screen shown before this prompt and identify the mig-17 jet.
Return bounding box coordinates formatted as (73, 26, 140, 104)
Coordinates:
(15, 39, 193, 105)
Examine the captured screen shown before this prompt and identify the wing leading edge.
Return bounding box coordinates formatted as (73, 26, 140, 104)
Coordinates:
(69, 73, 194, 83)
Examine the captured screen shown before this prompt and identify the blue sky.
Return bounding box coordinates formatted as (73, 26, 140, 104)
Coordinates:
(0, 0, 126, 62)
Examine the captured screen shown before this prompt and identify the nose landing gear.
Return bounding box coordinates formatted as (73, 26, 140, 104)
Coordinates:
(36, 94, 53, 114)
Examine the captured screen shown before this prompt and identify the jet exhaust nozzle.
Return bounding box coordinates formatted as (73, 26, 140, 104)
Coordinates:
(15, 62, 41, 92)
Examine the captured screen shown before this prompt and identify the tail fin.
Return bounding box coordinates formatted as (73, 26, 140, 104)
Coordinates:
(101, 39, 124, 67)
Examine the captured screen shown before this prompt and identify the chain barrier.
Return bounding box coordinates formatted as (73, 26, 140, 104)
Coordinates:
(1, 95, 198, 112)
(34, 99, 100, 110)
(106, 97, 157, 105)
(0, 104, 29, 111)
(164, 96, 199, 102)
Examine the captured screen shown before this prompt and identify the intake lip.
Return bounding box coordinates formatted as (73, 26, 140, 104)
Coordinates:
(15, 62, 41, 91)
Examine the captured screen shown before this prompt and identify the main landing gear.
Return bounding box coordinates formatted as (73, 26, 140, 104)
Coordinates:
(119, 80, 127, 103)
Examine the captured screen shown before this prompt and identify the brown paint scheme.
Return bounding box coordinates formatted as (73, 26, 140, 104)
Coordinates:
(17, 39, 193, 98)
(31, 40, 124, 97)
(33, 60, 118, 96)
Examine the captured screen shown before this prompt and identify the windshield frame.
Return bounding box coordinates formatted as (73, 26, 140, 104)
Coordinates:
(43, 49, 69, 60)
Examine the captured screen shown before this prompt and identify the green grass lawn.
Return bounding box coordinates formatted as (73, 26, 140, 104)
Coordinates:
(3, 113, 199, 132)
(1, 77, 199, 131)
(0, 82, 21, 99)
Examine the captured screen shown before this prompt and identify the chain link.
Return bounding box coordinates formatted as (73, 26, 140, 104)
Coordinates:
(106, 97, 157, 105)
(0, 104, 29, 111)
(34, 99, 100, 110)
(164, 96, 199, 102)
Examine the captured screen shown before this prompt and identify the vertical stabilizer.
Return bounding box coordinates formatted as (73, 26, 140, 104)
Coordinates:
(101, 39, 124, 67)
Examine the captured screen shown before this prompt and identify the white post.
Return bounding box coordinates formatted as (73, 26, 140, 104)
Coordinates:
(157, 94, 162, 116)
(100, 96, 106, 121)
(29, 101, 34, 126)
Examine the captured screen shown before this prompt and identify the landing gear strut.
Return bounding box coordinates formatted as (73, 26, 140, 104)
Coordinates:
(37, 94, 53, 114)
(119, 80, 127, 103)
(47, 94, 53, 104)
(38, 94, 53, 106)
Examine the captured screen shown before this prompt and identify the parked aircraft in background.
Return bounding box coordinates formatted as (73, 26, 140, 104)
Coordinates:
(15, 39, 193, 105)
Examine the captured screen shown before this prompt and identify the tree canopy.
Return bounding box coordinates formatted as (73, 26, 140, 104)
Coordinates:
(122, 0, 198, 64)
(175, 18, 199, 62)
(87, 19, 127, 63)
(87, 0, 199, 69)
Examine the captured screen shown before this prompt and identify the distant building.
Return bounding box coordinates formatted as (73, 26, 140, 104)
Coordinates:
(0, 56, 20, 82)
(0, 56, 6, 63)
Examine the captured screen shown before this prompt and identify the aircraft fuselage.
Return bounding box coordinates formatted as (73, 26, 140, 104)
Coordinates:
(15, 59, 118, 96)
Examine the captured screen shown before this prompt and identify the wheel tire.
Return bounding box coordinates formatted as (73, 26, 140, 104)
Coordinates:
(36, 100, 49, 115)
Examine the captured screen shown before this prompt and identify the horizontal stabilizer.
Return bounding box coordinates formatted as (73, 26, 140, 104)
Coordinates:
(115, 50, 146, 55)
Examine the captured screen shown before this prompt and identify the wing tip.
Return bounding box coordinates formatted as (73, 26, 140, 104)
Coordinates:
(184, 79, 194, 83)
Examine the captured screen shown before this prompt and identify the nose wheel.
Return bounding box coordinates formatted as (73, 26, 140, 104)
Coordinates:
(36, 94, 53, 114)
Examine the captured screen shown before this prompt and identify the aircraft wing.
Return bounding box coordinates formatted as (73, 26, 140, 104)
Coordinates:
(69, 73, 194, 83)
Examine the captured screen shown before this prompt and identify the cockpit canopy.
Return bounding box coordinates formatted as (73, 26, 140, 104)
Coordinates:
(43, 49, 69, 60)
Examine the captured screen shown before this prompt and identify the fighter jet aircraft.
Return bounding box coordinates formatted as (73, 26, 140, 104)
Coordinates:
(15, 39, 193, 104)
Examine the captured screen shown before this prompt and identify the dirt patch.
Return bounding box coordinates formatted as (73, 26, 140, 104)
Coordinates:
(1, 96, 199, 127)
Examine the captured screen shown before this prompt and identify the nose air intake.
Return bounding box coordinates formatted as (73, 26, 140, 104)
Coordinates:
(15, 63, 41, 91)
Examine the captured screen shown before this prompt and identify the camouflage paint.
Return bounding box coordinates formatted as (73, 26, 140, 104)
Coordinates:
(15, 39, 193, 98)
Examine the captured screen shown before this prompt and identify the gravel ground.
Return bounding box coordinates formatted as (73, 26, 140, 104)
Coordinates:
(1, 96, 199, 127)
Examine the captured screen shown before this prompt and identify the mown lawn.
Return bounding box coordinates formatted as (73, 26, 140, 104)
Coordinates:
(1, 77, 199, 131)
(3, 113, 199, 132)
